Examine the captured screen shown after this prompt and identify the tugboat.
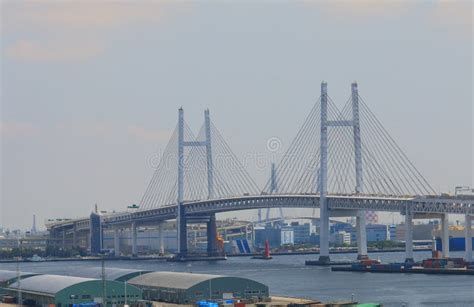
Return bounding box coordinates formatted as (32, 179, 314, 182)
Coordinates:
(252, 240, 273, 260)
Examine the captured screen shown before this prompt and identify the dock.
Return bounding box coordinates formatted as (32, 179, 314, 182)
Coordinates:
(332, 266, 474, 275)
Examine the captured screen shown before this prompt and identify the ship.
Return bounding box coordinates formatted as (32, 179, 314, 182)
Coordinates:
(433, 225, 474, 252)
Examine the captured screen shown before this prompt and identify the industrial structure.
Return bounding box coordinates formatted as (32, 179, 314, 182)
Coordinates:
(67, 267, 151, 282)
(0, 270, 40, 288)
(4, 274, 142, 306)
(127, 271, 269, 304)
(1, 270, 270, 306)
(46, 83, 474, 264)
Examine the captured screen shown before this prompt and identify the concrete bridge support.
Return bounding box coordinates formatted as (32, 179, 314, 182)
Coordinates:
(318, 82, 330, 264)
(356, 211, 368, 260)
(404, 210, 414, 262)
(465, 214, 472, 262)
(207, 214, 218, 256)
(441, 214, 450, 258)
(178, 208, 188, 257)
(159, 222, 165, 255)
(131, 222, 138, 256)
(114, 228, 120, 257)
(72, 224, 77, 248)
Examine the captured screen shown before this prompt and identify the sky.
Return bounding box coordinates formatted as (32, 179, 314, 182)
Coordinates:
(1, 0, 472, 230)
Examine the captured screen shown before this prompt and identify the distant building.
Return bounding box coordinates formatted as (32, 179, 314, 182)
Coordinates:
(395, 223, 406, 241)
(280, 227, 294, 245)
(393, 222, 437, 242)
(389, 224, 397, 241)
(413, 223, 436, 240)
(341, 223, 390, 243)
(254, 227, 281, 248)
(333, 231, 351, 246)
(290, 222, 311, 244)
(366, 224, 389, 242)
(365, 211, 379, 224)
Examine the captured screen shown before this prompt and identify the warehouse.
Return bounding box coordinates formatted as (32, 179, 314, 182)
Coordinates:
(0, 270, 41, 298)
(128, 271, 269, 304)
(6, 274, 142, 306)
(69, 267, 152, 281)
(0, 270, 41, 287)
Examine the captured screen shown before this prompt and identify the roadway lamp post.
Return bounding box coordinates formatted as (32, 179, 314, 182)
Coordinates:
(124, 280, 128, 307)
(16, 258, 22, 307)
(101, 256, 107, 307)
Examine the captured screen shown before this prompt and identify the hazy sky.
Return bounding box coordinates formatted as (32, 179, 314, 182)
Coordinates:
(1, 1, 472, 230)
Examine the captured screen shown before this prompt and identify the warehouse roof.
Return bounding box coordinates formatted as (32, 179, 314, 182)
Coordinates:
(9, 275, 96, 296)
(129, 271, 240, 290)
(68, 267, 151, 281)
(0, 270, 40, 283)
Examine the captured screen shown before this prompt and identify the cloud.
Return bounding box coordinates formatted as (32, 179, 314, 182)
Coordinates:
(52, 122, 171, 142)
(3, 1, 163, 62)
(5, 39, 105, 62)
(304, 0, 472, 38)
(3, 1, 162, 31)
(0, 122, 38, 138)
(55, 122, 116, 138)
(430, 1, 472, 36)
(127, 125, 172, 142)
(304, 0, 412, 21)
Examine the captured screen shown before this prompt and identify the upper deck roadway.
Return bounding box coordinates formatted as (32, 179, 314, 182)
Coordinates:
(47, 194, 474, 232)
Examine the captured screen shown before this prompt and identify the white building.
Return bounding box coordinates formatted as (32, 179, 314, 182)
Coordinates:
(281, 227, 294, 245)
(334, 231, 351, 246)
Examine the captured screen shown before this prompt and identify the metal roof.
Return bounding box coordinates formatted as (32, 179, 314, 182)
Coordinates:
(8, 275, 96, 295)
(0, 270, 40, 283)
(68, 267, 151, 281)
(128, 271, 226, 290)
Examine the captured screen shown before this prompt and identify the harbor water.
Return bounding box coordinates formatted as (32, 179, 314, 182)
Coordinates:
(1, 251, 473, 306)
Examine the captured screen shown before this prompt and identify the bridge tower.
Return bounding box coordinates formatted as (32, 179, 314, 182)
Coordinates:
(260, 163, 283, 222)
(177, 108, 215, 258)
(318, 81, 330, 263)
(318, 81, 367, 264)
(352, 82, 368, 260)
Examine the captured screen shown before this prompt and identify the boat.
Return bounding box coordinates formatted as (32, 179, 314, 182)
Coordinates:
(26, 254, 45, 262)
(433, 225, 474, 251)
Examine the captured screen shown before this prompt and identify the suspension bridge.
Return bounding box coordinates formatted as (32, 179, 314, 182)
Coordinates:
(47, 82, 474, 263)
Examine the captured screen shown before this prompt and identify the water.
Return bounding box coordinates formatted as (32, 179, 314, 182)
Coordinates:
(1, 251, 473, 306)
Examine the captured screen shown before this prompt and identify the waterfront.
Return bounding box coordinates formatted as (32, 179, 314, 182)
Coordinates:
(2, 251, 472, 306)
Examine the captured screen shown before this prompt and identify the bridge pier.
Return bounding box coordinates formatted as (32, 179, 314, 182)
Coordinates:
(207, 214, 218, 257)
(62, 230, 66, 250)
(114, 228, 120, 257)
(465, 214, 472, 262)
(131, 222, 138, 256)
(404, 210, 414, 262)
(356, 211, 368, 260)
(158, 222, 165, 255)
(441, 214, 450, 258)
(178, 207, 188, 258)
(318, 81, 330, 265)
(72, 224, 77, 248)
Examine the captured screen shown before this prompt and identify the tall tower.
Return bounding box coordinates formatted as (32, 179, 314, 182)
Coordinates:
(318, 81, 330, 264)
(317, 82, 368, 263)
(176, 108, 215, 258)
(31, 214, 37, 234)
(352, 82, 368, 260)
(264, 163, 283, 221)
